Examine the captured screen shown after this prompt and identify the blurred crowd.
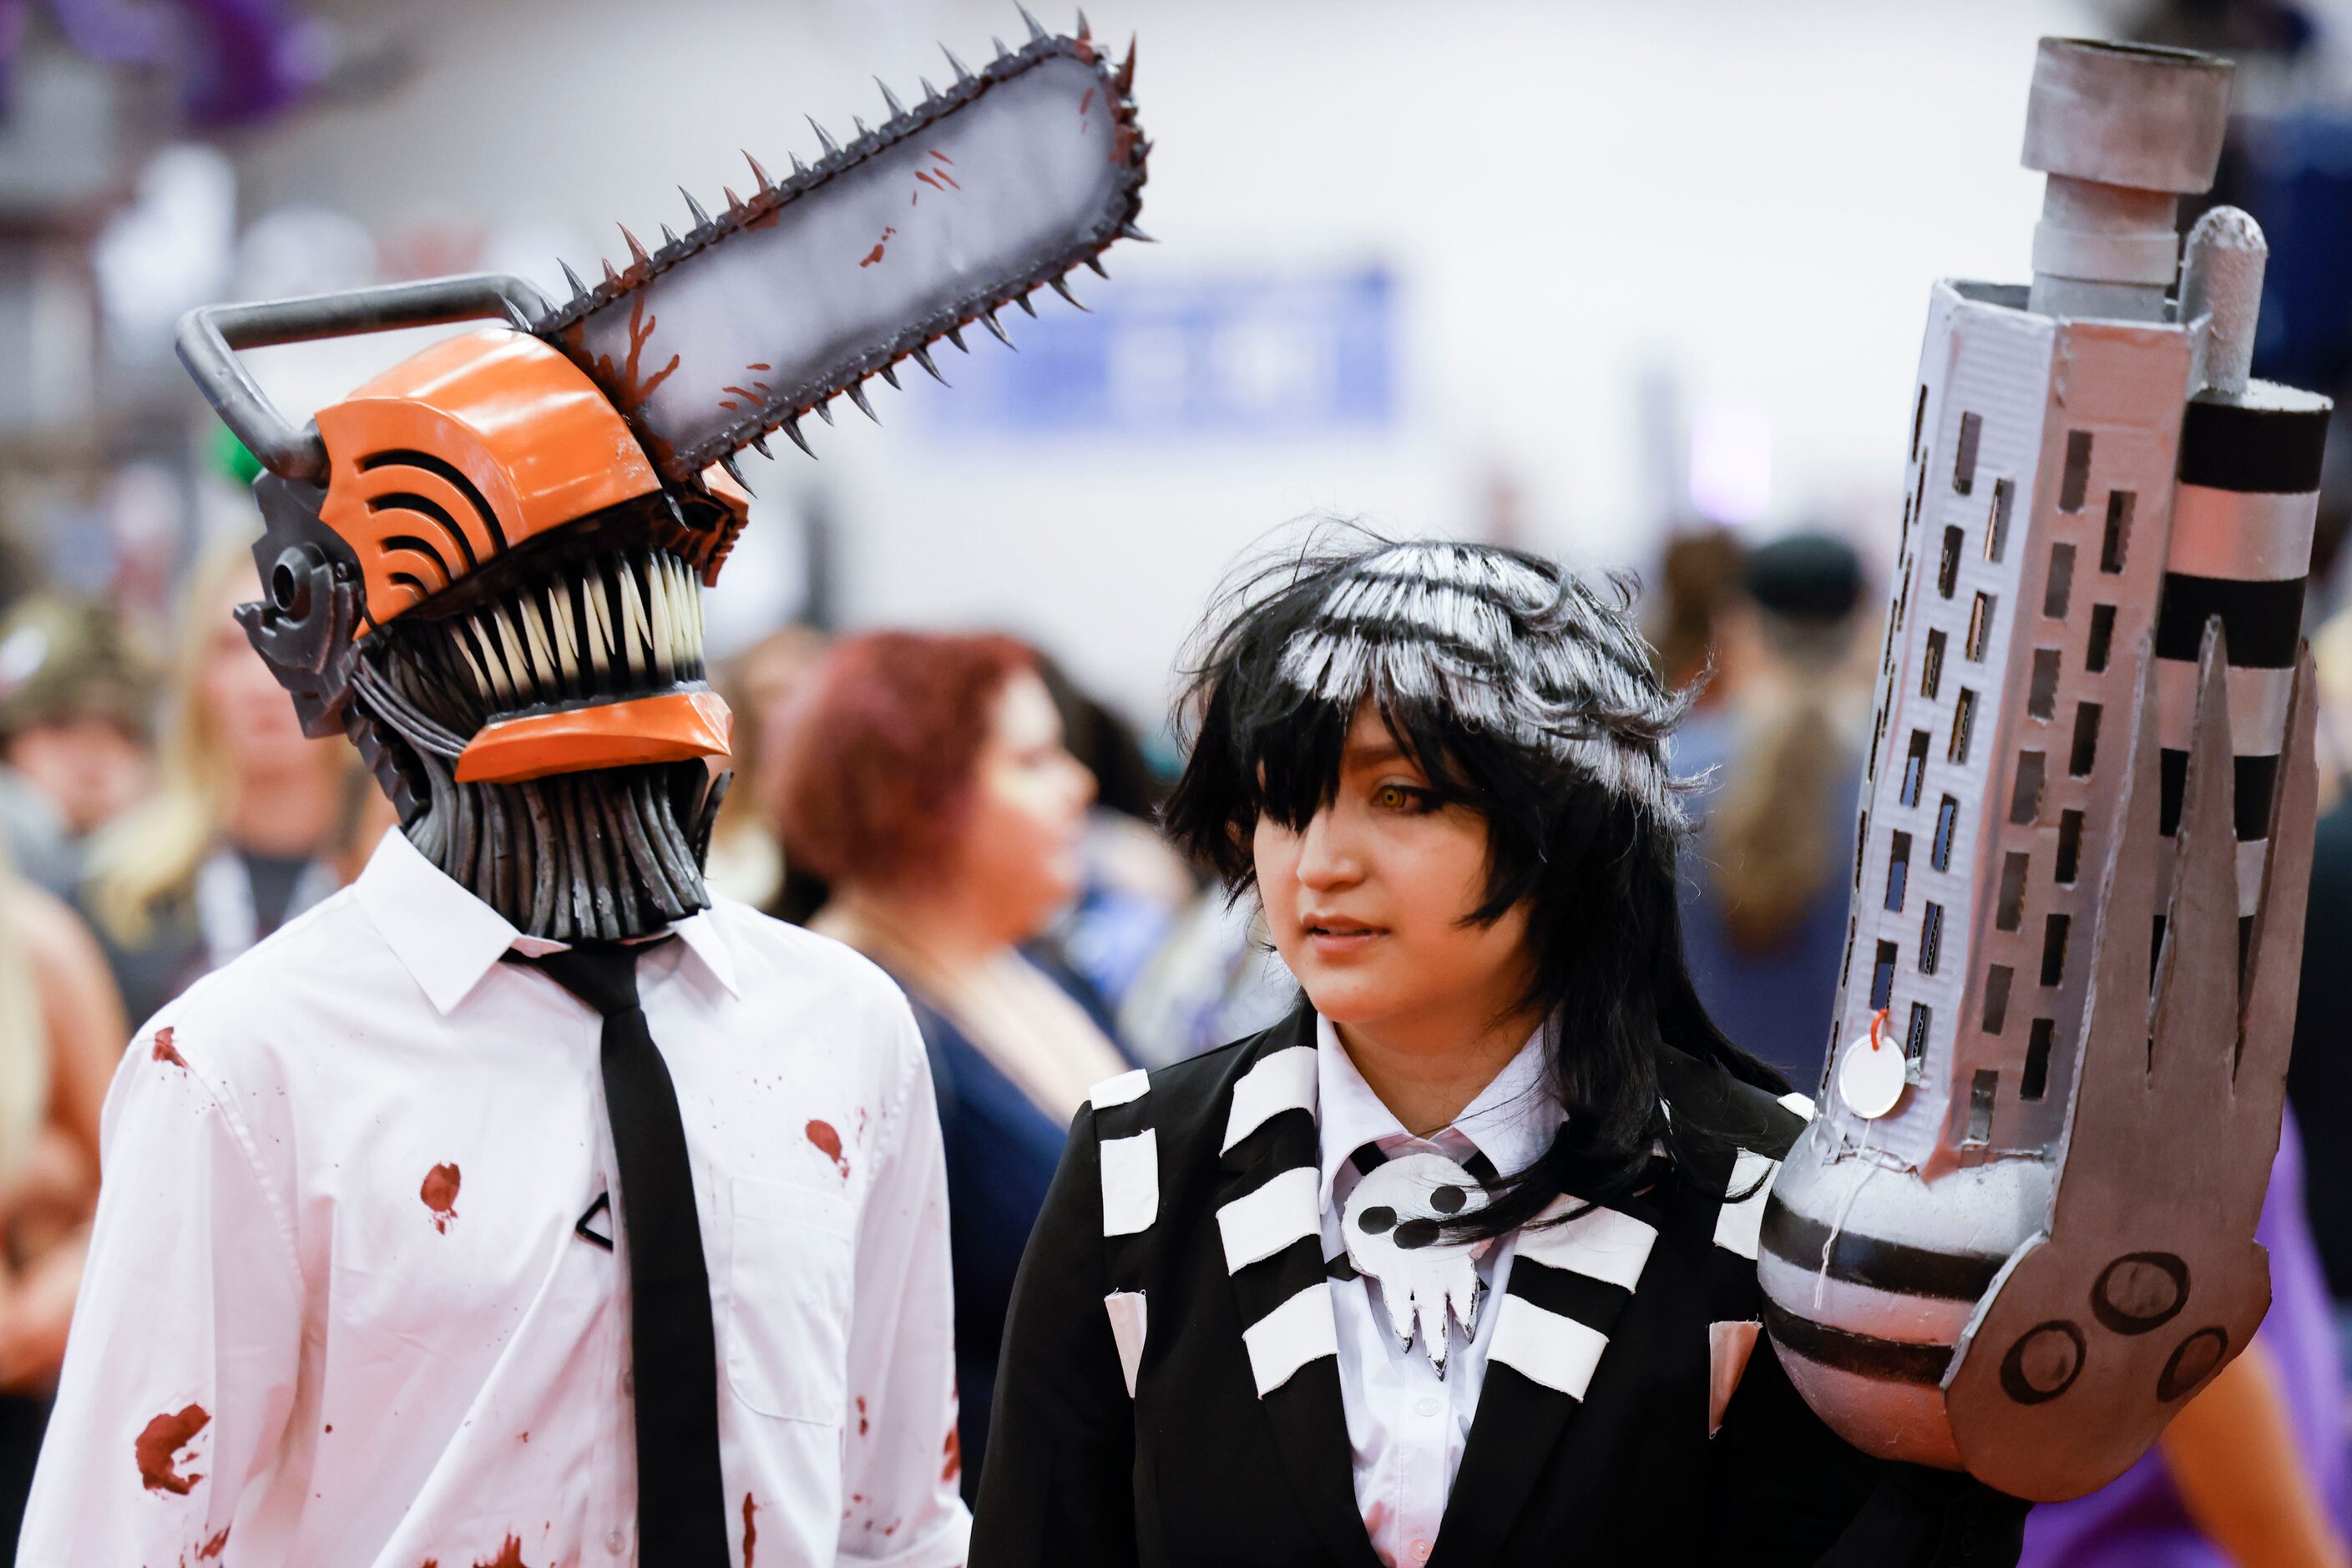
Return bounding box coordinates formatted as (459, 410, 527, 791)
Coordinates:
(3, 506, 2352, 1561)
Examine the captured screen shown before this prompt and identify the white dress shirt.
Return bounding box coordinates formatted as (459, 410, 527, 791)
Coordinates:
(1315, 1015, 1560, 1568)
(20, 828, 969, 1568)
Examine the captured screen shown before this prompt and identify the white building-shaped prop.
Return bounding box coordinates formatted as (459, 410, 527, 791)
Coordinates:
(1759, 38, 2329, 1499)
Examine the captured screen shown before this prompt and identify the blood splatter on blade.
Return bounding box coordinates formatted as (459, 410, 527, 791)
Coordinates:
(538, 32, 1146, 480)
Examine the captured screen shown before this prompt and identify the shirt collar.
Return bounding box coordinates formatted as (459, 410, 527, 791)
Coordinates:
(1313, 1013, 1561, 1215)
(352, 827, 741, 1015)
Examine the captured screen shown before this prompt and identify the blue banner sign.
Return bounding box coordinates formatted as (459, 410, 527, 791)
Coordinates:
(916, 265, 1396, 438)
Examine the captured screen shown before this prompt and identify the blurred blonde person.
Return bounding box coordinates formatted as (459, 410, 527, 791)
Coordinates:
(0, 843, 128, 1538)
(81, 542, 382, 1025)
(1673, 533, 1870, 1087)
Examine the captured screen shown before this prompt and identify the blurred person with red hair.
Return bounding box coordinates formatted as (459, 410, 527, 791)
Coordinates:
(775, 630, 1131, 1499)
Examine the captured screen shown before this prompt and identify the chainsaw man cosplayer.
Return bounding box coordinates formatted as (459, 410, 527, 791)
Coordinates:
(17, 13, 1147, 1566)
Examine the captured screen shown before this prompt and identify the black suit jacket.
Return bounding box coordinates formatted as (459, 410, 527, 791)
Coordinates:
(969, 1009, 2026, 1566)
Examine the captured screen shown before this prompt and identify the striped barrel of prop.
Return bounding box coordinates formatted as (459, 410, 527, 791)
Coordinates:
(2153, 383, 2329, 950)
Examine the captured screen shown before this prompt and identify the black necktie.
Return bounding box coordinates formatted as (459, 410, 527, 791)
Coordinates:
(505, 938, 728, 1565)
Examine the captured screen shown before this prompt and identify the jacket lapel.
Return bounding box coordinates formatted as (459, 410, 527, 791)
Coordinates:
(1213, 1011, 1383, 1568)
(1427, 1189, 1664, 1567)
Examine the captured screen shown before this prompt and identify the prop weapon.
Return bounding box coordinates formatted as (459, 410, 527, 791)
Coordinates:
(175, 8, 1146, 812)
(1760, 38, 2325, 1502)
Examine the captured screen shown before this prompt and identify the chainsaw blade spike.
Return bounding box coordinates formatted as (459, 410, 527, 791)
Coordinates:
(601, 258, 621, 287)
(748, 431, 772, 458)
(743, 149, 774, 192)
(1120, 220, 1155, 242)
(1076, 8, 1091, 39)
(981, 309, 1015, 348)
(1115, 37, 1136, 94)
(660, 224, 680, 248)
(1085, 255, 1109, 278)
(943, 43, 974, 83)
(680, 186, 711, 230)
(808, 115, 842, 158)
(993, 37, 1013, 61)
(945, 325, 970, 353)
(781, 417, 816, 458)
(877, 77, 905, 119)
(723, 186, 746, 217)
(719, 453, 752, 493)
(853, 117, 872, 140)
(912, 346, 948, 384)
(812, 397, 835, 426)
(1050, 276, 1089, 311)
(1014, 291, 1039, 317)
(1017, 3, 1050, 43)
(789, 152, 810, 178)
(847, 381, 880, 422)
(878, 362, 901, 389)
(620, 225, 651, 271)
(560, 260, 590, 302)
(919, 76, 941, 101)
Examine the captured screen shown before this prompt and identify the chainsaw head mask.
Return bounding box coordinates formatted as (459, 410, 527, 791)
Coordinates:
(179, 18, 1147, 939)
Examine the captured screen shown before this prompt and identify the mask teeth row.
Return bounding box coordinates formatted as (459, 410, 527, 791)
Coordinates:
(453, 549, 706, 711)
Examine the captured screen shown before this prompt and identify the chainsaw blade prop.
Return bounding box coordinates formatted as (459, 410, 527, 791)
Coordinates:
(541, 28, 1144, 482)
(1757, 37, 2327, 1502)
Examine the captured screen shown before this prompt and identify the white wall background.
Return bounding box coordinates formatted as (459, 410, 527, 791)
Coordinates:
(224, 0, 2148, 726)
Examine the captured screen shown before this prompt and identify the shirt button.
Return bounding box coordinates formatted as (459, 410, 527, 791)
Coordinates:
(604, 1528, 626, 1555)
(1416, 1396, 1440, 1418)
(1412, 1541, 1432, 1560)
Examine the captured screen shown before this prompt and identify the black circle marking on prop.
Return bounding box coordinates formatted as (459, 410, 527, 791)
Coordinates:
(1430, 1185, 1467, 1216)
(1393, 1218, 1439, 1250)
(2091, 1252, 2189, 1336)
(2157, 1327, 2228, 1402)
(1358, 1206, 1397, 1235)
(1998, 1320, 2086, 1405)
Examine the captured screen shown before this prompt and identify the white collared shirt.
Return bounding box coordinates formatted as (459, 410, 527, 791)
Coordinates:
(20, 828, 969, 1568)
(1315, 1015, 1560, 1568)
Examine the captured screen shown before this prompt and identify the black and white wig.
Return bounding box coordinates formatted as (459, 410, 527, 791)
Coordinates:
(1164, 528, 1787, 1237)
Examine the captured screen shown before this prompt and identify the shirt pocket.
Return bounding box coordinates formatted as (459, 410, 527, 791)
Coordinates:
(724, 1175, 856, 1424)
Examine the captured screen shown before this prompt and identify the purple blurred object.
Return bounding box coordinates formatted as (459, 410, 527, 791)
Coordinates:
(2017, 1110, 2350, 1568)
(3, 0, 329, 124)
(171, 0, 329, 124)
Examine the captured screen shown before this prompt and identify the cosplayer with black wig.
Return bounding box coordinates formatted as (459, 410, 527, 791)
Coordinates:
(1161, 530, 1787, 1243)
(970, 530, 2027, 1567)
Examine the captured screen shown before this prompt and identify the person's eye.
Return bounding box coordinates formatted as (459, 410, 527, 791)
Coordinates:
(1370, 782, 1436, 814)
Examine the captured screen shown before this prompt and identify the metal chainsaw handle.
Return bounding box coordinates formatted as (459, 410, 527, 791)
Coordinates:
(175, 273, 555, 484)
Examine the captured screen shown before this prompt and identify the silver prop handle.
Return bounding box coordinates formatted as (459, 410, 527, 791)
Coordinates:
(174, 273, 554, 484)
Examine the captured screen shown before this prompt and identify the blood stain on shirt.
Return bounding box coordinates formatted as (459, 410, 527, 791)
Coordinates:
(857, 1395, 869, 1436)
(198, 1525, 231, 1558)
(806, 1120, 849, 1178)
(420, 1163, 463, 1233)
(942, 1424, 961, 1483)
(134, 1403, 210, 1495)
(741, 1492, 759, 1567)
(472, 1535, 527, 1568)
(151, 1027, 189, 1070)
